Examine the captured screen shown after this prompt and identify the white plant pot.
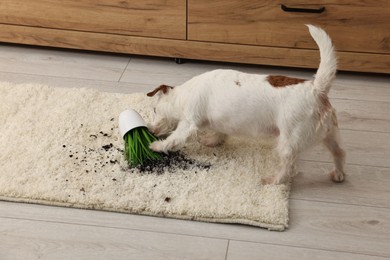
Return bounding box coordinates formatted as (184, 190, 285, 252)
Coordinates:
(119, 109, 147, 139)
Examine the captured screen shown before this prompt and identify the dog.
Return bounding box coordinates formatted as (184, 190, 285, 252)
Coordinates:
(146, 25, 346, 185)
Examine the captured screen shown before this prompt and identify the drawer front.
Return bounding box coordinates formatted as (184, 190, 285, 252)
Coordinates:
(0, 0, 186, 40)
(188, 0, 390, 54)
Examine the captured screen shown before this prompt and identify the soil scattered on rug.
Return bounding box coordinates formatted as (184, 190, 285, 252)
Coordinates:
(62, 119, 211, 176)
(65, 141, 210, 175)
(134, 151, 211, 175)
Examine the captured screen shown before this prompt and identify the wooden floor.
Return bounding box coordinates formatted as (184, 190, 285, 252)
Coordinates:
(0, 44, 389, 260)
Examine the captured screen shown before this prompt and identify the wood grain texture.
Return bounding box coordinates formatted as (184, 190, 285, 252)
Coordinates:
(0, 24, 389, 73)
(1, 200, 390, 257)
(288, 200, 390, 258)
(0, 45, 129, 81)
(227, 240, 389, 260)
(301, 130, 390, 168)
(331, 99, 390, 133)
(330, 81, 390, 102)
(293, 160, 390, 208)
(188, 0, 390, 54)
(0, 217, 228, 260)
(0, 0, 186, 40)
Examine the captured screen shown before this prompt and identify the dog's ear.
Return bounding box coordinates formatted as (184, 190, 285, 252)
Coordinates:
(147, 84, 173, 97)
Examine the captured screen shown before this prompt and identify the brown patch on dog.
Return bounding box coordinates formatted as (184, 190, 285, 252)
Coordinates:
(234, 80, 241, 87)
(319, 93, 332, 110)
(316, 93, 335, 130)
(147, 84, 173, 97)
(266, 75, 306, 88)
(331, 109, 339, 127)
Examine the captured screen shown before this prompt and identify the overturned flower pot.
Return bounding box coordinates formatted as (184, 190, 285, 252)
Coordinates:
(119, 109, 162, 166)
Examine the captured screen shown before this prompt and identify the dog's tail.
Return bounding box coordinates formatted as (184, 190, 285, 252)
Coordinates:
(307, 24, 337, 94)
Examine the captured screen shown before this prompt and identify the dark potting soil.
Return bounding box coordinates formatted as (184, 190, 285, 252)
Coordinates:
(134, 151, 211, 175)
(63, 119, 211, 177)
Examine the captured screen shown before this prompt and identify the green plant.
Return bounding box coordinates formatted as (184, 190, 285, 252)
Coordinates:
(124, 127, 162, 166)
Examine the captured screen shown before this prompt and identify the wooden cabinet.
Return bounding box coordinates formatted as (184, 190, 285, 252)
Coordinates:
(0, 0, 389, 73)
(0, 0, 186, 39)
(188, 0, 389, 54)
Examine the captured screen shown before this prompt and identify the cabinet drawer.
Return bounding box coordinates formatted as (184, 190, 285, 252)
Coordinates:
(0, 0, 186, 40)
(188, 0, 390, 54)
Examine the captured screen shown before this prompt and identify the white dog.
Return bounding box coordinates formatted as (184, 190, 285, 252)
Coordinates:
(146, 25, 346, 185)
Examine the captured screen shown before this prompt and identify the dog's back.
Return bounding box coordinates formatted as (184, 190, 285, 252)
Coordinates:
(174, 25, 337, 137)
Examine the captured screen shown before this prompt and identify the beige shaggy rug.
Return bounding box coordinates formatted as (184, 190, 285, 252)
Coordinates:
(0, 82, 290, 231)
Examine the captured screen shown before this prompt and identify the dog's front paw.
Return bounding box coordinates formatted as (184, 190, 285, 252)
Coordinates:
(149, 140, 166, 153)
(150, 140, 179, 154)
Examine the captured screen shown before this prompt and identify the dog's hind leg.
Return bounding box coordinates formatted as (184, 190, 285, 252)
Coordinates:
(150, 120, 198, 153)
(266, 154, 296, 185)
(262, 134, 298, 185)
(323, 126, 346, 182)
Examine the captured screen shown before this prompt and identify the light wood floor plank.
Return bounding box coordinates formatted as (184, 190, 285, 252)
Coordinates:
(301, 130, 390, 168)
(0, 216, 228, 260)
(227, 240, 388, 260)
(120, 57, 232, 86)
(332, 99, 390, 132)
(287, 200, 390, 258)
(293, 160, 390, 208)
(330, 81, 390, 102)
(0, 45, 129, 81)
(0, 71, 150, 94)
(1, 200, 389, 257)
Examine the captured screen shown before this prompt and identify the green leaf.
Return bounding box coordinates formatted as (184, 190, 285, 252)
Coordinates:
(123, 127, 162, 167)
